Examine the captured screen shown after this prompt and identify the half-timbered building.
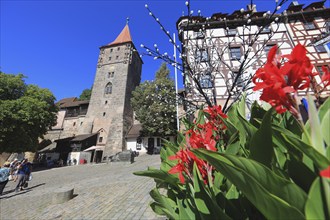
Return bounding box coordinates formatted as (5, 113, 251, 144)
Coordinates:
(176, 1, 330, 112)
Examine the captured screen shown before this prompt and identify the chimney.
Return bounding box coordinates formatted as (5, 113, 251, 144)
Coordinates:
(247, 4, 257, 12)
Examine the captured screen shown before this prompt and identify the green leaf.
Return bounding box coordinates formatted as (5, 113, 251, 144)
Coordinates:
(249, 101, 267, 128)
(192, 163, 231, 220)
(305, 177, 330, 220)
(177, 197, 195, 220)
(288, 158, 317, 193)
(272, 125, 330, 169)
(307, 94, 326, 155)
(133, 167, 180, 187)
(149, 188, 179, 219)
(318, 96, 330, 121)
(321, 109, 330, 146)
(249, 108, 274, 168)
(193, 149, 307, 219)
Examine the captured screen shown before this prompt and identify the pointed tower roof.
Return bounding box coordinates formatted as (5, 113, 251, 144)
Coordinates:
(108, 24, 132, 46)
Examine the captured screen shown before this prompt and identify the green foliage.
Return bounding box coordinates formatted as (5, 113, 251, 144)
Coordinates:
(131, 63, 177, 137)
(0, 72, 58, 153)
(78, 88, 92, 101)
(134, 95, 330, 219)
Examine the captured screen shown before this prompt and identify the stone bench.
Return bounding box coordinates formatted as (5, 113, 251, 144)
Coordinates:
(52, 188, 74, 204)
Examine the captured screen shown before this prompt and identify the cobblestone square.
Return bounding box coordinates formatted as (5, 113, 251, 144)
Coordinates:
(0, 154, 165, 220)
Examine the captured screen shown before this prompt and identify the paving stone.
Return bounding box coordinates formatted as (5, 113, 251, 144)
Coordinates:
(0, 154, 165, 220)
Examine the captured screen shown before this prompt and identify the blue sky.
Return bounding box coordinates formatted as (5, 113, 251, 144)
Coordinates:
(1, 0, 321, 101)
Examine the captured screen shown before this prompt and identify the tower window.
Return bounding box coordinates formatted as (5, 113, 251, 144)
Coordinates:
(73, 122, 76, 126)
(105, 82, 112, 94)
(116, 56, 119, 59)
(117, 47, 120, 51)
(103, 112, 106, 117)
(99, 137, 103, 142)
(109, 57, 112, 60)
(110, 48, 113, 53)
(105, 100, 108, 104)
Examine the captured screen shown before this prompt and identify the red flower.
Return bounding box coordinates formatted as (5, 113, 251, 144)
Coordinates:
(253, 44, 316, 115)
(320, 166, 330, 178)
(321, 66, 330, 87)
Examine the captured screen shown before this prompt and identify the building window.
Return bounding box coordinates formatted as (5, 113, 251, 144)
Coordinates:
(261, 25, 271, 33)
(100, 49, 105, 54)
(264, 44, 276, 54)
(99, 137, 103, 142)
(316, 66, 330, 76)
(116, 56, 119, 59)
(109, 57, 112, 60)
(200, 75, 213, 88)
(111, 72, 114, 77)
(315, 44, 327, 53)
(230, 47, 241, 60)
(304, 22, 316, 30)
(227, 28, 237, 36)
(73, 122, 76, 126)
(194, 30, 204, 39)
(103, 112, 106, 116)
(105, 82, 112, 94)
(105, 100, 108, 104)
(196, 49, 209, 62)
(110, 48, 113, 53)
(117, 47, 120, 51)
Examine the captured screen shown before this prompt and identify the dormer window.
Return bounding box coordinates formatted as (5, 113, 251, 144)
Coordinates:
(261, 25, 271, 33)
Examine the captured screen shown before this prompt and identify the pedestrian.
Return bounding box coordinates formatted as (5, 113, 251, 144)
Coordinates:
(0, 163, 11, 195)
(14, 161, 26, 192)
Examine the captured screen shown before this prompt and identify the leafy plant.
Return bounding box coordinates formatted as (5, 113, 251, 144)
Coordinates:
(134, 44, 330, 219)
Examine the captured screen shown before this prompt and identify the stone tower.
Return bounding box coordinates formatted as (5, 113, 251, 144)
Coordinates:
(80, 24, 143, 156)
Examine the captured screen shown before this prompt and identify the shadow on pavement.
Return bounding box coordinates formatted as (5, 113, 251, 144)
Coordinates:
(0, 183, 46, 199)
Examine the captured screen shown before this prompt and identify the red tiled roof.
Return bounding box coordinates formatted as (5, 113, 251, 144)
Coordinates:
(108, 24, 132, 46)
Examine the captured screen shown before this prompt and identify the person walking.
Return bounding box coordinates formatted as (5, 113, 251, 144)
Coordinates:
(14, 161, 27, 192)
(0, 163, 11, 195)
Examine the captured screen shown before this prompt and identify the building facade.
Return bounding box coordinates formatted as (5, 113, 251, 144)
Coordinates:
(43, 24, 143, 162)
(176, 1, 330, 112)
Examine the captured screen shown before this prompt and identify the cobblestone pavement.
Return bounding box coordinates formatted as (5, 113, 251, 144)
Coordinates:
(0, 154, 167, 220)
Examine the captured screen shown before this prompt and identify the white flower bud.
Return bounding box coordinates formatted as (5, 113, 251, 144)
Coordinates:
(240, 8, 244, 13)
(145, 4, 148, 8)
(185, 1, 189, 6)
(140, 44, 144, 48)
(276, 6, 281, 10)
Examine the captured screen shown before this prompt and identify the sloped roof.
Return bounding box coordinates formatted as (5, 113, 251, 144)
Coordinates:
(108, 24, 132, 46)
(126, 124, 142, 138)
(70, 133, 97, 142)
